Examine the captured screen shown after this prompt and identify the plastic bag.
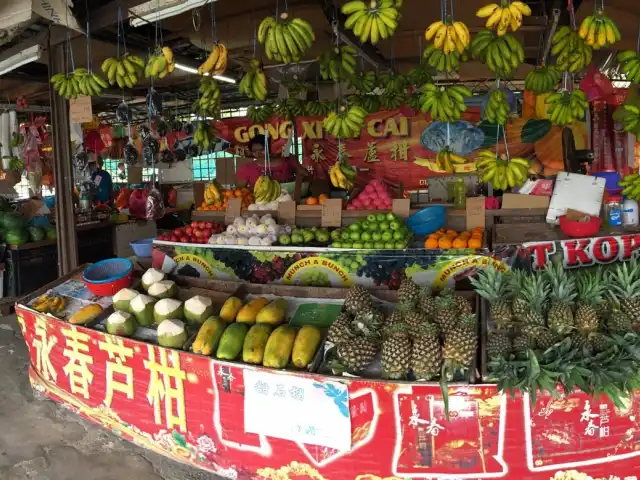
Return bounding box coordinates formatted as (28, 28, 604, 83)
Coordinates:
(580, 65, 614, 102)
(124, 142, 139, 166)
(116, 187, 132, 209)
(22, 128, 40, 166)
(146, 188, 165, 220)
(156, 119, 168, 137)
(160, 149, 175, 165)
(129, 188, 148, 219)
(116, 102, 132, 124)
(147, 89, 163, 117)
(74, 150, 89, 171)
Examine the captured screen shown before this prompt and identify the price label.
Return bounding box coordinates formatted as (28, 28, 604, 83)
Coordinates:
(278, 201, 296, 225)
(321, 199, 342, 227)
(466, 196, 486, 230)
(244, 370, 351, 451)
(69, 95, 93, 123)
(392, 198, 411, 218)
(225, 198, 242, 225)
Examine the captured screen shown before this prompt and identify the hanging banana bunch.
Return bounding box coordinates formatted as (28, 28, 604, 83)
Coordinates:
(305, 100, 335, 117)
(101, 54, 145, 88)
(348, 71, 377, 93)
(145, 46, 176, 79)
(198, 43, 228, 76)
(341, 0, 401, 44)
(578, 9, 620, 49)
(484, 89, 510, 125)
(552, 27, 592, 73)
(524, 66, 563, 94)
(476, 1, 531, 36)
(618, 51, 640, 85)
(323, 105, 367, 139)
(419, 83, 472, 122)
(51, 68, 108, 99)
(192, 76, 221, 117)
(470, 29, 524, 78)
(424, 18, 470, 55)
(258, 13, 315, 63)
(247, 104, 274, 124)
(476, 150, 530, 190)
(239, 59, 268, 101)
(546, 90, 588, 126)
(317, 46, 358, 81)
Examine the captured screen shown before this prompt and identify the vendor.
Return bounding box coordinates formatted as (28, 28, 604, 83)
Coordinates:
(91, 156, 114, 205)
(235, 134, 307, 189)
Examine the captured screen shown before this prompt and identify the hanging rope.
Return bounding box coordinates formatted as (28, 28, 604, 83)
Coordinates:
(210, 0, 218, 42)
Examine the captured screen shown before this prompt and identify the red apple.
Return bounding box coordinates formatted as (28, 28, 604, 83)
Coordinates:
(185, 227, 193, 235)
(173, 228, 182, 236)
(179, 236, 188, 243)
(170, 235, 178, 242)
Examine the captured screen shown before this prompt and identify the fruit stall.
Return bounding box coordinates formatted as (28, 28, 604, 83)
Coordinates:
(16, 258, 640, 480)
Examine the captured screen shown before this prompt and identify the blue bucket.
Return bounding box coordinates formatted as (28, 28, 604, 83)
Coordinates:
(406, 206, 446, 236)
(130, 238, 155, 257)
(83, 258, 133, 283)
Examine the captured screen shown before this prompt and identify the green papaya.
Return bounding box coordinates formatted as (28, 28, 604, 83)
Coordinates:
(216, 323, 249, 360)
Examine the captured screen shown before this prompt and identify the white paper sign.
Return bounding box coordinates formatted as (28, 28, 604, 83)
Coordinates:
(243, 370, 351, 451)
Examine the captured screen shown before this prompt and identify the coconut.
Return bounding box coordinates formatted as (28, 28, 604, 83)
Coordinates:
(157, 319, 188, 349)
(147, 280, 178, 299)
(130, 294, 157, 326)
(141, 268, 166, 292)
(154, 298, 183, 325)
(112, 288, 139, 313)
(106, 310, 137, 337)
(184, 295, 214, 324)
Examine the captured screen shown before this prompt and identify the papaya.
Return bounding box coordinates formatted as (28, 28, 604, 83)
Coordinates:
(68, 304, 104, 325)
(263, 325, 297, 369)
(256, 299, 288, 325)
(291, 325, 322, 368)
(216, 323, 249, 360)
(242, 324, 273, 364)
(219, 296, 243, 322)
(236, 297, 270, 324)
(192, 316, 226, 356)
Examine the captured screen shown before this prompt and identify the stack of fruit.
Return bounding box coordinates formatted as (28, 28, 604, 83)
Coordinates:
(328, 280, 477, 392)
(347, 178, 394, 211)
(193, 295, 322, 370)
(157, 221, 225, 244)
(472, 262, 640, 407)
(424, 227, 484, 249)
(329, 213, 411, 249)
(210, 214, 286, 246)
(198, 187, 255, 212)
(277, 226, 330, 246)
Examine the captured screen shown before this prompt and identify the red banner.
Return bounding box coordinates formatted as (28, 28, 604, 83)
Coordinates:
(214, 108, 588, 190)
(17, 304, 640, 479)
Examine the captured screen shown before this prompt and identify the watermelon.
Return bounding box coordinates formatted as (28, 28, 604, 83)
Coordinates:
(2, 212, 26, 230)
(521, 119, 552, 144)
(45, 226, 57, 240)
(28, 226, 45, 242)
(6, 229, 30, 245)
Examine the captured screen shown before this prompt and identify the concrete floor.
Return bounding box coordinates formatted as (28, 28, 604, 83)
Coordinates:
(0, 314, 222, 480)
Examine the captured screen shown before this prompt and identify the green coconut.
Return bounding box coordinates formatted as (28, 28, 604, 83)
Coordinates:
(112, 288, 139, 313)
(141, 268, 166, 292)
(154, 298, 184, 325)
(106, 310, 137, 337)
(157, 319, 188, 349)
(184, 295, 214, 324)
(147, 280, 178, 299)
(129, 294, 157, 327)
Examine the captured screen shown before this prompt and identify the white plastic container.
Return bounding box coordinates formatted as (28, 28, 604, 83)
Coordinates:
(623, 198, 639, 226)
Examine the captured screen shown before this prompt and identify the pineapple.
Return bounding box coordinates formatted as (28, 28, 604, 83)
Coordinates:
(545, 264, 577, 336)
(469, 268, 512, 330)
(588, 332, 611, 353)
(344, 285, 373, 315)
(442, 313, 478, 378)
(519, 272, 549, 329)
(334, 337, 378, 374)
(508, 269, 528, 319)
(381, 322, 412, 380)
(512, 334, 536, 357)
(351, 307, 385, 339)
(386, 309, 404, 328)
(536, 327, 560, 351)
(404, 309, 426, 336)
(486, 331, 511, 359)
(607, 309, 632, 334)
(609, 259, 640, 329)
(418, 286, 437, 319)
(574, 269, 605, 336)
(446, 289, 472, 315)
(397, 276, 420, 308)
(411, 322, 442, 380)
(434, 293, 458, 336)
(570, 332, 590, 352)
(327, 313, 355, 345)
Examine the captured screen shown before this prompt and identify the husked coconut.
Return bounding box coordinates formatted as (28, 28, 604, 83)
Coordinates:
(106, 311, 137, 337)
(113, 288, 139, 312)
(154, 298, 184, 324)
(184, 295, 214, 324)
(141, 268, 166, 291)
(147, 280, 177, 299)
(129, 294, 156, 326)
(157, 319, 187, 349)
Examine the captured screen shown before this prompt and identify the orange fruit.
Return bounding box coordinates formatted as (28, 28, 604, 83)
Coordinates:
(430, 232, 443, 239)
(318, 194, 329, 205)
(306, 197, 319, 205)
(438, 237, 453, 248)
(452, 238, 468, 248)
(437, 228, 446, 233)
(459, 231, 472, 238)
(446, 229, 458, 236)
(468, 238, 483, 248)
(235, 189, 243, 198)
(425, 237, 439, 248)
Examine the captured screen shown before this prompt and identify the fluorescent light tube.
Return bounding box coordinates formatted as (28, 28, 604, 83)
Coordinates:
(0, 45, 42, 76)
(130, 0, 213, 27)
(174, 63, 236, 83)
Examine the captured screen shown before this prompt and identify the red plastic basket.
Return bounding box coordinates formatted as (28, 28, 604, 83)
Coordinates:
(559, 214, 602, 238)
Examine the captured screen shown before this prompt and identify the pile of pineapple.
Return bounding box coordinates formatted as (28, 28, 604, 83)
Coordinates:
(327, 278, 478, 382)
(472, 261, 640, 405)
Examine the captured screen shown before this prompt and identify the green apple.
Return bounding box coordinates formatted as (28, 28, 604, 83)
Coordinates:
(331, 229, 341, 240)
(376, 213, 386, 222)
(367, 214, 377, 222)
(311, 227, 318, 232)
(384, 242, 396, 249)
(342, 241, 353, 248)
(316, 231, 330, 242)
(341, 231, 351, 241)
(382, 231, 393, 241)
(395, 241, 407, 249)
(389, 220, 402, 231)
(302, 230, 315, 243)
(360, 221, 371, 230)
(364, 242, 374, 249)
(360, 232, 372, 241)
(353, 241, 364, 249)
(350, 231, 361, 241)
(386, 212, 397, 222)
(279, 234, 291, 245)
(349, 223, 361, 231)
(291, 233, 303, 244)
(332, 241, 342, 248)
(374, 242, 385, 249)
(393, 230, 406, 241)
(350, 262, 359, 270)
(372, 232, 382, 241)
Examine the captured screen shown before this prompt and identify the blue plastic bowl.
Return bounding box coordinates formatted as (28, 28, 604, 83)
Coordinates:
(406, 206, 446, 235)
(130, 238, 155, 257)
(83, 258, 133, 284)
(43, 196, 56, 208)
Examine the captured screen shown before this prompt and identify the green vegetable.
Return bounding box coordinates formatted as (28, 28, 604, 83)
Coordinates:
(27, 226, 45, 242)
(5, 229, 29, 245)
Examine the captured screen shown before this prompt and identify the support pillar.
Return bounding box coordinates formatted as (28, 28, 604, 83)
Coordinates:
(48, 37, 78, 274)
